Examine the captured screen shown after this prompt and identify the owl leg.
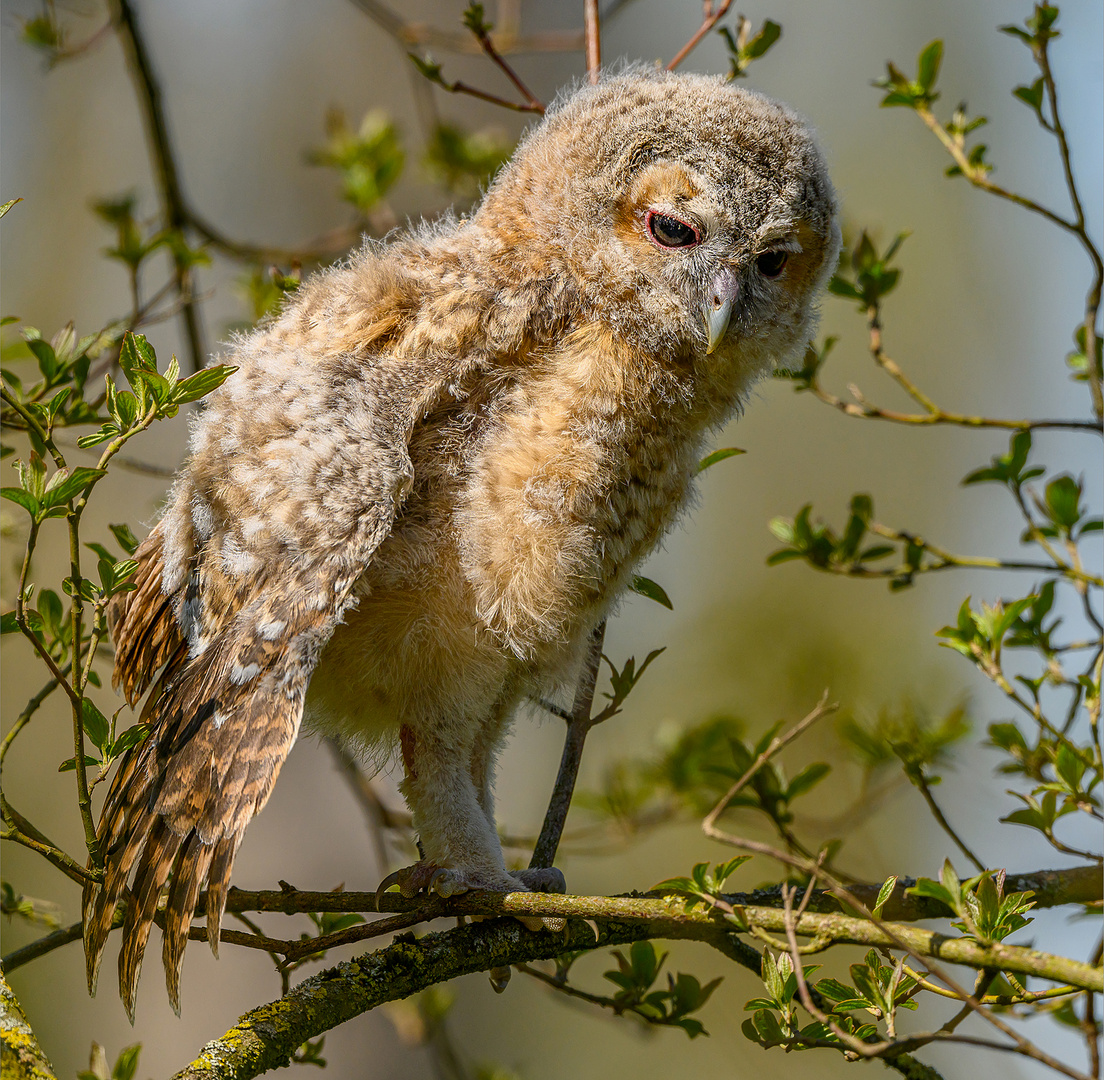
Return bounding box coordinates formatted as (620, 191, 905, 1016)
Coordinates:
(382, 718, 521, 900)
(468, 703, 566, 896)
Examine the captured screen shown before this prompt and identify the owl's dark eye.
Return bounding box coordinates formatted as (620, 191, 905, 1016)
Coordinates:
(646, 211, 701, 249)
(756, 251, 789, 278)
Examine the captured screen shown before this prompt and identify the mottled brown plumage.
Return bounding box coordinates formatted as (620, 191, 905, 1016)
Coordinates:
(83, 70, 839, 1017)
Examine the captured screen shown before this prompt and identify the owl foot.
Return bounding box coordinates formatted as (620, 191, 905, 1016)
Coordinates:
(375, 862, 567, 930)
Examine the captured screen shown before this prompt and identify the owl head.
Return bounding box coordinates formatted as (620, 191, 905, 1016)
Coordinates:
(476, 70, 840, 391)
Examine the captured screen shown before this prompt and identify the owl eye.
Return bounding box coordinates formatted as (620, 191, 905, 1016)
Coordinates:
(756, 251, 789, 278)
(646, 211, 701, 249)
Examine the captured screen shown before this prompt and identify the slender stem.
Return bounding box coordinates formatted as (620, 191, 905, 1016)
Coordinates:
(916, 106, 1076, 232)
(867, 303, 938, 412)
(108, 0, 205, 372)
(346, 0, 583, 55)
(666, 0, 733, 71)
(802, 375, 1101, 433)
(913, 772, 985, 873)
(584, 0, 600, 83)
(702, 692, 836, 836)
(426, 75, 544, 113)
(1035, 34, 1103, 422)
(0, 675, 63, 766)
(0, 797, 98, 886)
(6, 863, 1096, 973)
(467, 20, 544, 111)
(529, 621, 606, 869)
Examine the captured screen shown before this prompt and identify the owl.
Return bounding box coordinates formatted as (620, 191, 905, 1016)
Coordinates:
(83, 70, 839, 1017)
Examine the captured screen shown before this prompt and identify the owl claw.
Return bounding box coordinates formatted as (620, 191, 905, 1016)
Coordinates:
(375, 862, 567, 929)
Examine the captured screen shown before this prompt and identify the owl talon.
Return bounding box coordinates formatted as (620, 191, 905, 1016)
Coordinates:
(509, 867, 566, 894)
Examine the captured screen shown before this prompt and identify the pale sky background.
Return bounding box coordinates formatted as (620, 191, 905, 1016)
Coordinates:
(1, 2, 1101, 1078)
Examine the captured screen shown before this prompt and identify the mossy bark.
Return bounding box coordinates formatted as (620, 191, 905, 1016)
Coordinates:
(0, 970, 56, 1080)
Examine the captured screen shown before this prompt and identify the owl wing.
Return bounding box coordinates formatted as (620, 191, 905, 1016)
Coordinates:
(83, 326, 447, 1018)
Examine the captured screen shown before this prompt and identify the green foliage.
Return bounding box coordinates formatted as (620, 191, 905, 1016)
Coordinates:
(423, 123, 511, 198)
(599, 648, 665, 716)
(744, 947, 920, 1051)
(840, 704, 971, 782)
(907, 863, 1035, 945)
(307, 108, 405, 217)
(627, 575, 672, 609)
(695, 446, 745, 473)
(77, 1043, 142, 1080)
(1066, 324, 1103, 384)
(581, 713, 833, 845)
(773, 335, 837, 391)
(827, 231, 908, 309)
(876, 40, 943, 109)
(654, 857, 752, 925)
(461, 3, 493, 39)
(768, 494, 895, 575)
(235, 265, 301, 328)
(718, 18, 782, 81)
(92, 194, 210, 276)
(291, 1037, 327, 1068)
(1, 322, 116, 438)
(1000, 4, 1061, 49)
(602, 941, 722, 1038)
(0, 881, 60, 928)
(74, 332, 235, 448)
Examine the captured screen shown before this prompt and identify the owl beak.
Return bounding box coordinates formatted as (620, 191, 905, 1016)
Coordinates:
(704, 267, 739, 354)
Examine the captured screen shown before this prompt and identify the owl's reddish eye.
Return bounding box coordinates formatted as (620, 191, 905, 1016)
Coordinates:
(646, 211, 700, 249)
(756, 251, 789, 278)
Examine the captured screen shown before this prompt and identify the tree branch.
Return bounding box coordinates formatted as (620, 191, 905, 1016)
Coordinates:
(170, 885, 1102, 1080)
(0, 969, 56, 1080)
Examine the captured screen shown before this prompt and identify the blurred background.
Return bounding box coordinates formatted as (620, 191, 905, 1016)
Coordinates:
(1, 1, 1100, 1077)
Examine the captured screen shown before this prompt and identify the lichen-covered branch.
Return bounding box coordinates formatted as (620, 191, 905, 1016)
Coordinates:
(0, 970, 56, 1080)
(172, 882, 1102, 1080)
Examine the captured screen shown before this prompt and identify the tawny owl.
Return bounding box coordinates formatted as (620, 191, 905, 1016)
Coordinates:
(83, 70, 839, 1017)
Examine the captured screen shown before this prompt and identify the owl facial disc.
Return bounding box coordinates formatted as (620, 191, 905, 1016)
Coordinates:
(704, 266, 739, 354)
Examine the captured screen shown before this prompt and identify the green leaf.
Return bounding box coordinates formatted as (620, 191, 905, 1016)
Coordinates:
(629, 575, 672, 610)
(36, 589, 63, 638)
(1043, 474, 1082, 531)
(916, 40, 943, 92)
(784, 762, 830, 801)
(744, 19, 781, 60)
(111, 1045, 142, 1080)
(82, 698, 111, 754)
(118, 332, 158, 381)
(59, 755, 101, 773)
(0, 197, 23, 219)
(1013, 77, 1045, 113)
(109, 723, 150, 757)
(40, 467, 106, 509)
(172, 365, 237, 404)
(0, 486, 40, 515)
(109, 522, 141, 555)
(873, 875, 898, 918)
(696, 446, 746, 474)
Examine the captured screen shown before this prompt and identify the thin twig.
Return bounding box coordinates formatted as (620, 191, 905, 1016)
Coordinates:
(108, 0, 205, 372)
(914, 772, 986, 873)
(346, 0, 583, 55)
(529, 620, 606, 869)
(702, 691, 837, 837)
(666, 0, 733, 71)
(465, 13, 545, 112)
(584, 0, 600, 83)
